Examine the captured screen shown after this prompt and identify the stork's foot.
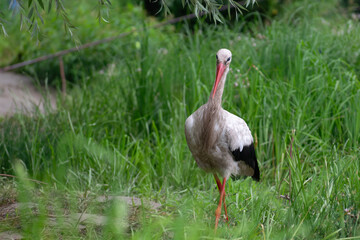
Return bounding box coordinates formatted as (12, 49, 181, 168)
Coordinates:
(223, 195, 229, 222)
(215, 207, 221, 230)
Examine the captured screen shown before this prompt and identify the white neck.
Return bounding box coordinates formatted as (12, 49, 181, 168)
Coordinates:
(209, 67, 229, 107)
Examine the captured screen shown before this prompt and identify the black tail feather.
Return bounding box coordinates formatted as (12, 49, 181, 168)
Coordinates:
(230, 142, 260, 181)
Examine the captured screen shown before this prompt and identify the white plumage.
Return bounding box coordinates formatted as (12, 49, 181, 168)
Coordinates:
(185, 107, 255, 179)
(184, 49, 260, 230)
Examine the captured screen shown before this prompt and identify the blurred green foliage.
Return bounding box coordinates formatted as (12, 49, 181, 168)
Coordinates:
(0, 1, 150, 86)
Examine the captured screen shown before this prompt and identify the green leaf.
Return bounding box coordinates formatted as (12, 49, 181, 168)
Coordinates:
(28, 0, 33, 7)
(102, 17, 109, 23)
(19, 13, 24, 30)
(0, 23, 8, 36)
(31, 20, 38, 39)
(232, 1, 248, 12)
(28, 7, 34, 19)
(48, 0, 53, 13)
(35, 5, 44, 24)
(37, 0, 45, 10)
(8, 0, 14, 9)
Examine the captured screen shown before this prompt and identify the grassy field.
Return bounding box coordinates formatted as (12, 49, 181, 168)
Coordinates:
(0, 0, 359, 239)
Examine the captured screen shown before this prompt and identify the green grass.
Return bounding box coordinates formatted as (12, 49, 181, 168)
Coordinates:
(0, 0, 359, 239)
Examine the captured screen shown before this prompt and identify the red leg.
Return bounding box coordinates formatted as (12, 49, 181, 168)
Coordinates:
(223, 191, 229, 222)
(214, 174, 222, 191)
(213, 174, 229, 222)
(215, 177, 227, 231)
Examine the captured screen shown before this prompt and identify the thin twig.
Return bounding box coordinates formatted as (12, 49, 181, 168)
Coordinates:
(59, 56, 66, 96)
(0, 173, 47, 185)
(0, 30, 135, 71)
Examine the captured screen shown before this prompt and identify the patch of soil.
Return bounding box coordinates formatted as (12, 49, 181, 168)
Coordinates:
(0, 195, 162, 237)
(0, 72, 56, 116)
(0, 231, 23, 240)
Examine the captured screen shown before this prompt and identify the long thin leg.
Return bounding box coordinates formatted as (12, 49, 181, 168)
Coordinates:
(213, 174, 229, 222)
(222, 189, 229, 222)
(215, 177, 227, 230)
(214, 174, 222, 191)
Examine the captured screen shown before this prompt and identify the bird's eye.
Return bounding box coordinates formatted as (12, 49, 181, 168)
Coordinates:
(227, 57, 231, 62)
(216, 55, 218, 60)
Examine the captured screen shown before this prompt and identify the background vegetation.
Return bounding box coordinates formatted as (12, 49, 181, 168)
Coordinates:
(0, 0, 359, 239)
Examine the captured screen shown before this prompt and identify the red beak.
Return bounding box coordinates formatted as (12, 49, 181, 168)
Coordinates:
(212, 62, 226, 98)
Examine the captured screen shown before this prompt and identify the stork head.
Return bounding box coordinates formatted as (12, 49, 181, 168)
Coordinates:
(213, 48, 232, 98)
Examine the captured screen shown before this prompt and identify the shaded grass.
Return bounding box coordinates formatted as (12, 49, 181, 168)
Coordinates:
(0, 0, 359, 238)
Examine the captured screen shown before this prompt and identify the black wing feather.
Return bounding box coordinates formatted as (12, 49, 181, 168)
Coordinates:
(230, 143, 260, 181)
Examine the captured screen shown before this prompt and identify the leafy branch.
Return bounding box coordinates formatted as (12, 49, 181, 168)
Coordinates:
(0, 0, 256, 38)
(161, 0, 257, 22)
(0, 0, 75, 40)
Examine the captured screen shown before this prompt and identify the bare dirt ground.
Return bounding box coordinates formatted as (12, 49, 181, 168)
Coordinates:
(0, 194, 162, 239)
(0, 72, 57, 116)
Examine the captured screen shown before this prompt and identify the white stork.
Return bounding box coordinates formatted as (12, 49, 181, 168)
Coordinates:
(184, 48, 260, 230)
